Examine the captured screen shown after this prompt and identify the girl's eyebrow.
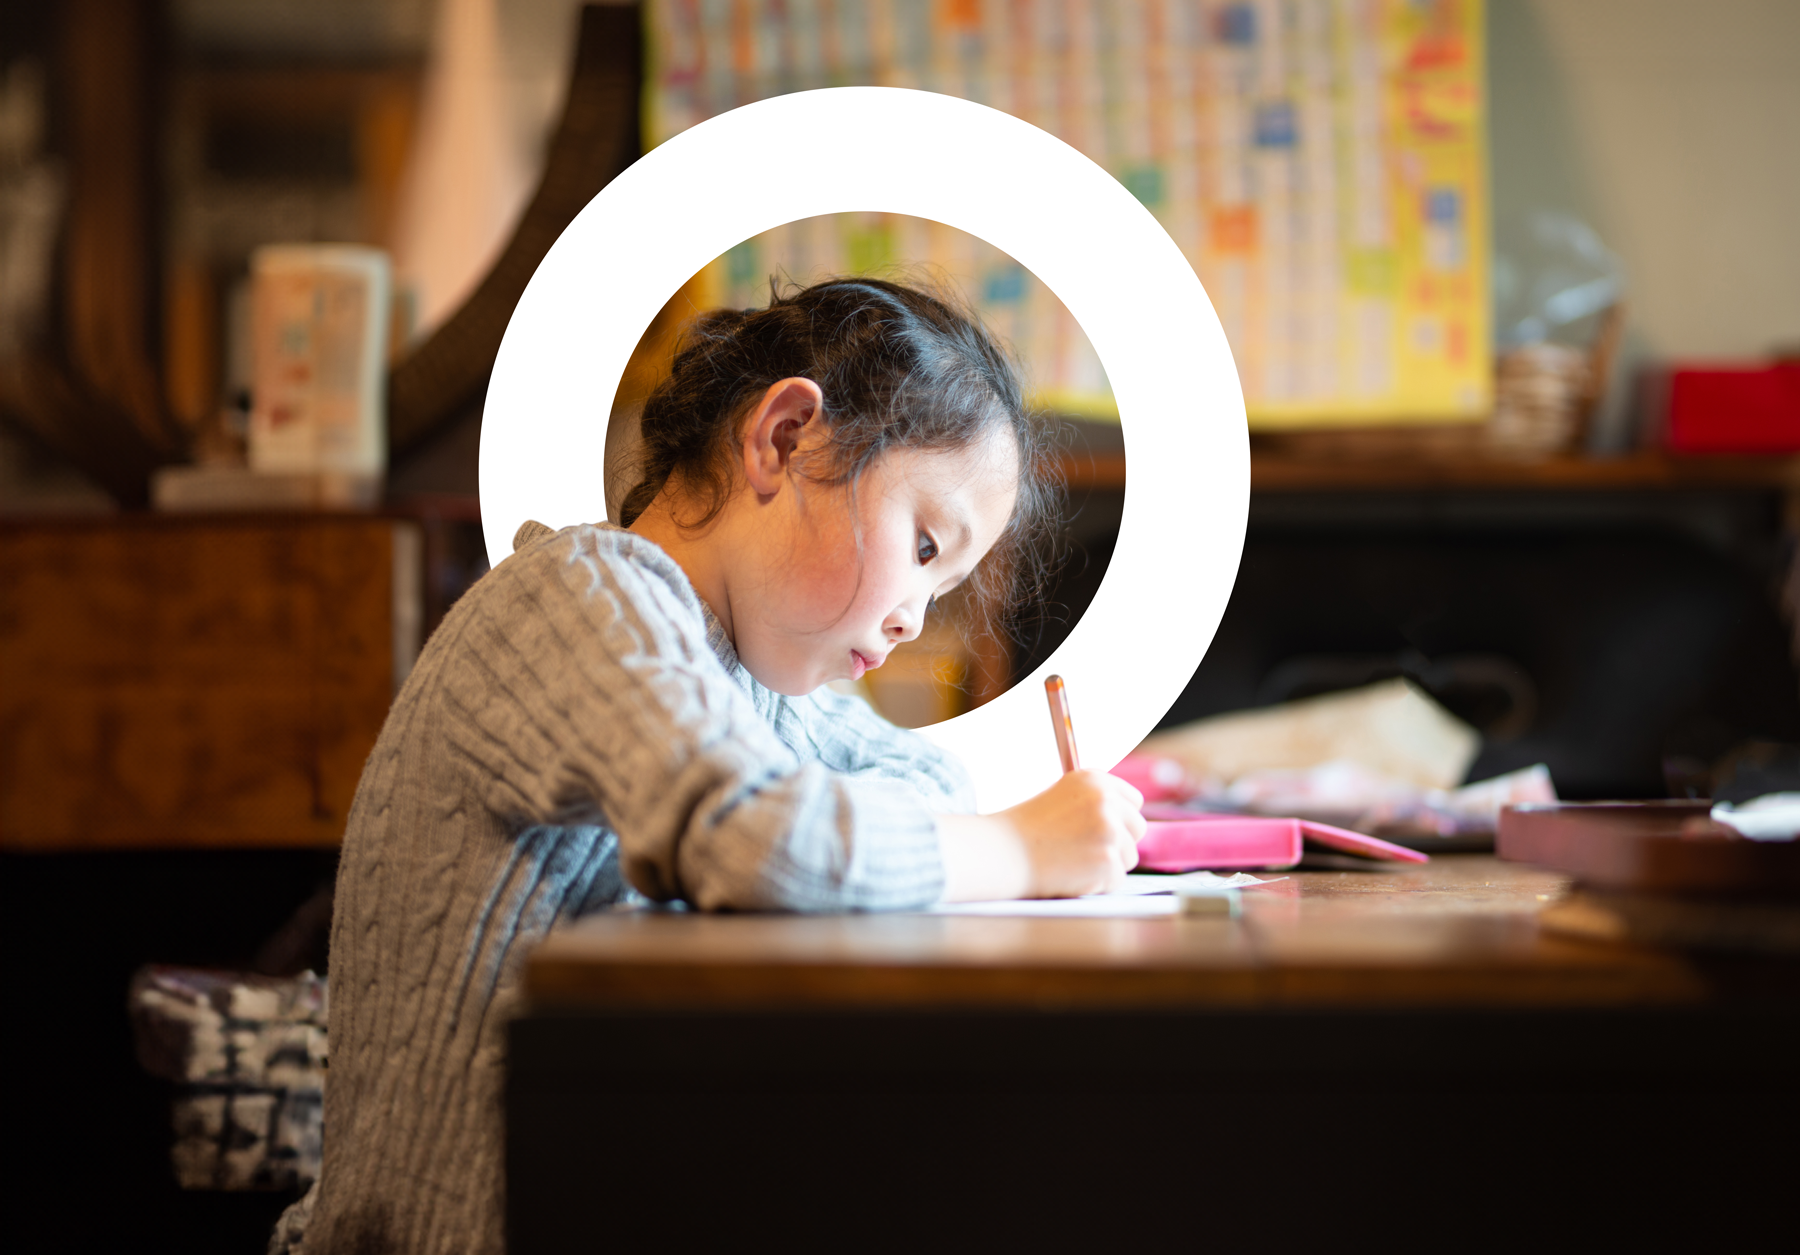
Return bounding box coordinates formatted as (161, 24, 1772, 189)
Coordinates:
(941, 511, 974, 553)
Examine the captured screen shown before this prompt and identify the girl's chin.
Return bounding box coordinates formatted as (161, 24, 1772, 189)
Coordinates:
(742, 649, 860, 697)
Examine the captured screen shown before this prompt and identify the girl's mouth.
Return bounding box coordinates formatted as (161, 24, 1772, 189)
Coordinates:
(850, 650, 877, 681)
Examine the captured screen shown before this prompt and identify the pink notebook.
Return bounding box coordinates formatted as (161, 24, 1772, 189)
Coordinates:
(1135, 813, 1429, 872)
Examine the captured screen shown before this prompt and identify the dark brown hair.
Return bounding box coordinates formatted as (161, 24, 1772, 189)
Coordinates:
(620, 276, 1061, 640)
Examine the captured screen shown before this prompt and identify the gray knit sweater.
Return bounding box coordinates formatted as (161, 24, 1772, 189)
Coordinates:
(273, 520, 972, 1254)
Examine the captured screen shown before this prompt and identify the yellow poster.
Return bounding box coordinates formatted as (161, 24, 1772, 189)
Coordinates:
(648, 0, 1490, 427)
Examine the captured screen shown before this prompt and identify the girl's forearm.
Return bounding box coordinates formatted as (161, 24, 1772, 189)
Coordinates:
(935, 813, 1032, 902)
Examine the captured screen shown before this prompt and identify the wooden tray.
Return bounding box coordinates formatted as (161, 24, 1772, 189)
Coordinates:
(1497, 801, 1800, 897)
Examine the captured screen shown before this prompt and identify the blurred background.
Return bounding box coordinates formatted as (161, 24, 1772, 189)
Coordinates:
(2, 1, 1798, 1248)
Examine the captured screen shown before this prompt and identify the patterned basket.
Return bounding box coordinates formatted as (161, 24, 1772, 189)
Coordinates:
(128, 966, 326, 1191)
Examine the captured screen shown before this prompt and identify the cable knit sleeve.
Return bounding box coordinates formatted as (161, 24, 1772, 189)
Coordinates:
(433, 523, 948, 911)
(777, 684, 977, 815)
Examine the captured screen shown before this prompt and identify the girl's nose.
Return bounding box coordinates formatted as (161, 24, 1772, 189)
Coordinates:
(885, 599, 925, 643)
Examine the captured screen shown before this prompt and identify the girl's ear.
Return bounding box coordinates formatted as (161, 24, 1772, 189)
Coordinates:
(741, 377, 825, 498)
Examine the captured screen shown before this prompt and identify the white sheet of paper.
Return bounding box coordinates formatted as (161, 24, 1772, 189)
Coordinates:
(1115, 872, 1271, 895)
(928, 871, 1275, 917)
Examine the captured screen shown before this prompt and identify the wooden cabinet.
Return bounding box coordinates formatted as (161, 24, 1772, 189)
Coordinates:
(0, 516, 420, 849)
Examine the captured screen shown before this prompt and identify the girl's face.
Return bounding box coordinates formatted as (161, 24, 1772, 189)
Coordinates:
(733, 425, 1021, 697)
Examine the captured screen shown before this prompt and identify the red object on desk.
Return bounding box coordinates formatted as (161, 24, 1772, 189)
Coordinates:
(1497, 801, 1800, 896)
(1137, 814, 1429, 872)
(1666, 362, 1800, 454)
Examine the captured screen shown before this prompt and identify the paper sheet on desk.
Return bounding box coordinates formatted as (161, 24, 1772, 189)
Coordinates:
(930, 872, 1276, 917)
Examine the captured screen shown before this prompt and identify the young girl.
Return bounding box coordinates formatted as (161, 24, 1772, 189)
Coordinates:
(273, 278, 1145, 1254)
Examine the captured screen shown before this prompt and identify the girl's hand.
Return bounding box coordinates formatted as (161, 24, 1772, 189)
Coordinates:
(1001, 769, 1146, 897)
(937, 770, 1146, 902)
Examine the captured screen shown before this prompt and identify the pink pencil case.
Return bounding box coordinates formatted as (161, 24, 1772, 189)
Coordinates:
(1109, 753, 1193, 804)
(1136, 814, 1429, 872)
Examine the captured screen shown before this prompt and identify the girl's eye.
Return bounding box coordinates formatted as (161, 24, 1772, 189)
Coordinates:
(916, 532, 938, 563)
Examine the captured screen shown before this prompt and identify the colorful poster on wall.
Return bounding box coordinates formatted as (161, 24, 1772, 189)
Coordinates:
(648, 0, 1490, 427)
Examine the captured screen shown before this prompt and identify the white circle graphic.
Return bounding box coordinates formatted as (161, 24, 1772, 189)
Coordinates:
(481, 87, 1247, 810)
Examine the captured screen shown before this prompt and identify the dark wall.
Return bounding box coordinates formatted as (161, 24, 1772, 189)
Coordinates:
(1015, 471, 1800, 800)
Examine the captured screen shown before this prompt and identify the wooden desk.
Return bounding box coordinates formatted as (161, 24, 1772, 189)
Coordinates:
(528, 857, 1725, 1011)
(509, 857, 1800, 1249)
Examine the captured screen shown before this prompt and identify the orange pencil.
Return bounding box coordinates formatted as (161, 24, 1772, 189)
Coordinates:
(1044, 674, 1080, 774)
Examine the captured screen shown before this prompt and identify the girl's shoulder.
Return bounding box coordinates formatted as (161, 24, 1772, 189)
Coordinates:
(505, 519, 696, 608)
(494, 518, 731, 661)
(508, 517, 650, 560)
(506, 517, 673, 576)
